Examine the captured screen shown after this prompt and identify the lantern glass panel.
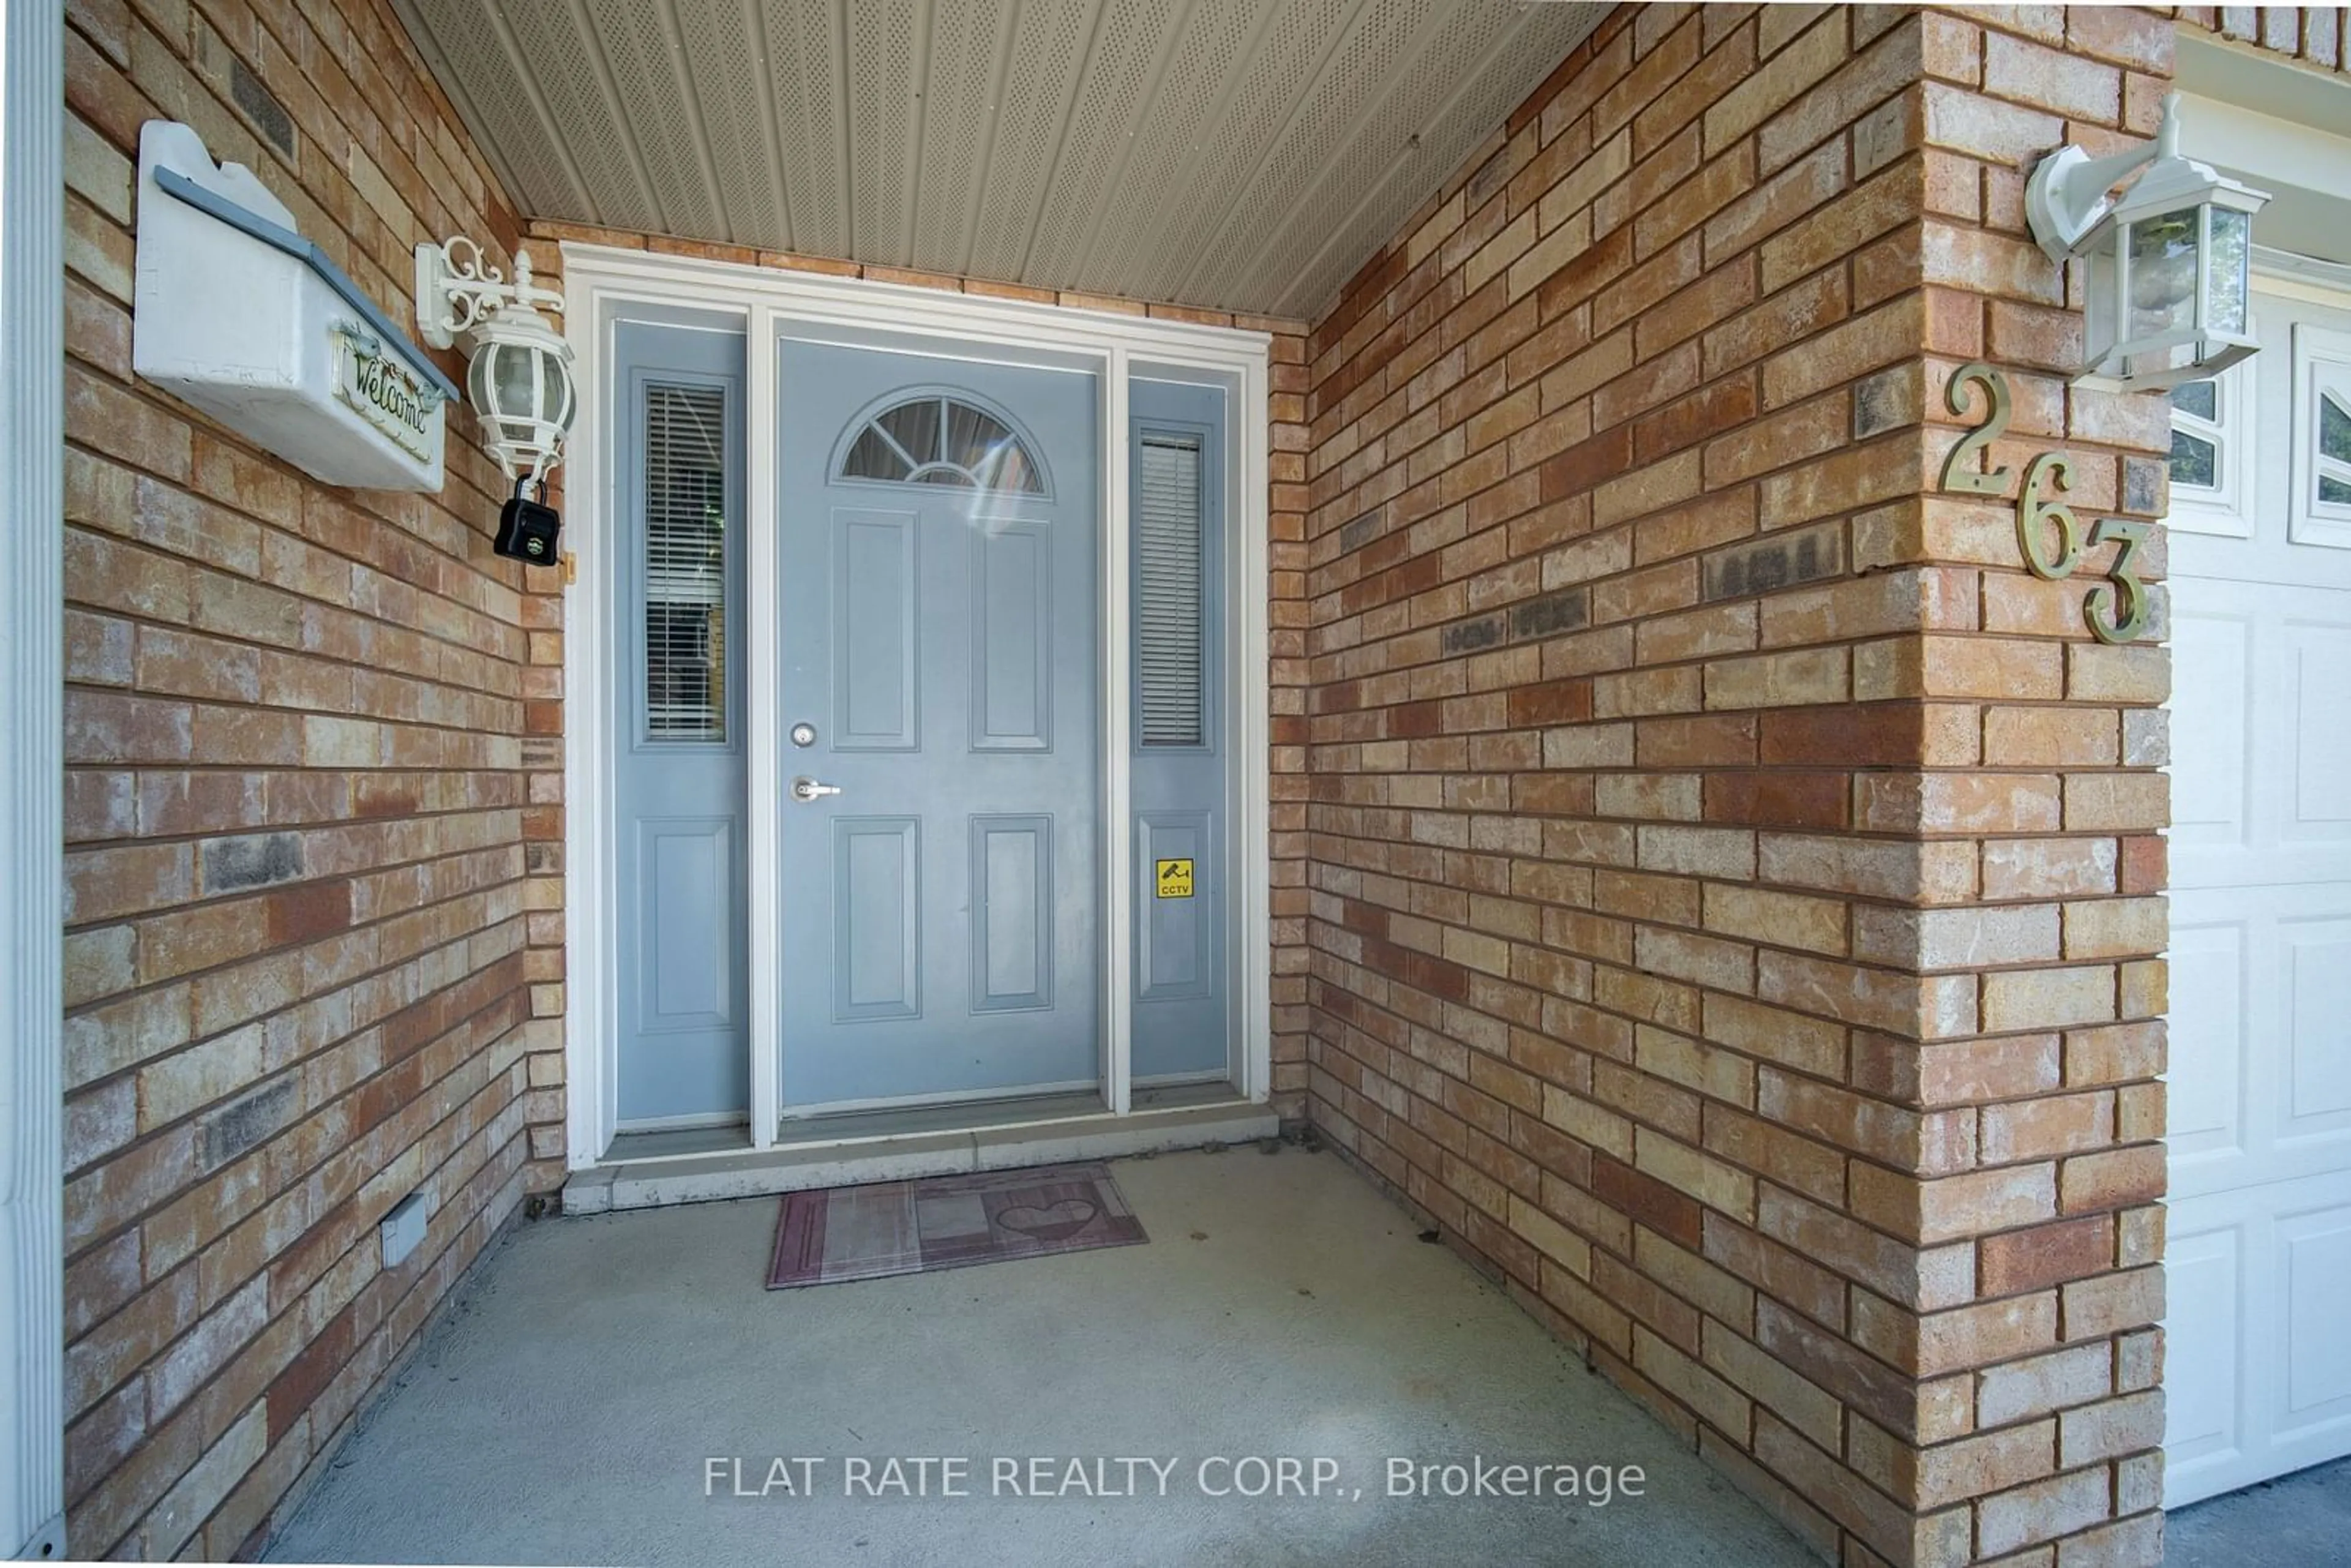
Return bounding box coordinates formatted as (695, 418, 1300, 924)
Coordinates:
(2087, 243, 2120, 369)
(2208, 206, 2251, 335)
(495, 342, 540, 422)
(466, 343, 498, 421)
(2126, 206, 2202, 345)
(542, 353, 577, 432)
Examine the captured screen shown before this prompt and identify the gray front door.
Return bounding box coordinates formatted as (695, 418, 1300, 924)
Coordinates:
(776, 339, 1098, 1110)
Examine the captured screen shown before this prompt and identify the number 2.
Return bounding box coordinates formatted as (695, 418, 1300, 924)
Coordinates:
(1940, 361, 2012, 495)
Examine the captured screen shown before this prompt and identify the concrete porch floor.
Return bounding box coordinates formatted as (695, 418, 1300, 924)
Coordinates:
(2166, 1455, 2351, 1566)
(266, 1144, 1818, 1566)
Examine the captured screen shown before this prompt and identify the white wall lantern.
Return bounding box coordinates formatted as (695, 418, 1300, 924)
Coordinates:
(416, 238, 577, 563)
(2027, 94, 2271, 391)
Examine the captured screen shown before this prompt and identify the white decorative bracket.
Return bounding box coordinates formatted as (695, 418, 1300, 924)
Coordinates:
(2025, 98, 2177, 264)
(414, 237, 566, 351)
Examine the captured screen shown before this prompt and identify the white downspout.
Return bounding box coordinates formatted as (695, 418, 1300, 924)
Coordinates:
(0, 0, 68, 1556)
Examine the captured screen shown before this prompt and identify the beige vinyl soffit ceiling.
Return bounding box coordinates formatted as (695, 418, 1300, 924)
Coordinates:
(389, 0, 1610, 321)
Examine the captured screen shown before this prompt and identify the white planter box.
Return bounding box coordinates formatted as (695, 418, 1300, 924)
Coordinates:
(132, 121, 452, 492)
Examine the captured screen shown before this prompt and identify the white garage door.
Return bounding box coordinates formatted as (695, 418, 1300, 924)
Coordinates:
(2165, 270, 2351, 1506)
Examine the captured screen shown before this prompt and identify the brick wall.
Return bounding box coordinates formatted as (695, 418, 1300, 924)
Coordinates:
(2178, 5, 2351, 72)
(1300, 7, 2173, 1565)
(522, 219, 1320, 1116)
(59, 0, 556, 1553)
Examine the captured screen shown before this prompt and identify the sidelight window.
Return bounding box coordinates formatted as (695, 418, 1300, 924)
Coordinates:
(643, 382, 730, 741)
(1134, 431, 1205, 747)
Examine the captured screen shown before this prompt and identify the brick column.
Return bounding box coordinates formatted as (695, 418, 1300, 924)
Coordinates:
(1302, 7, 2174, 1564)
(1872, 8, 2175, 1564)
(1271, 327, 1319, 1113)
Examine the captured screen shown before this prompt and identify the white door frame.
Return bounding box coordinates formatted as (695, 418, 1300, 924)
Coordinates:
(1, 0, 67, 1556)
(558, 244, 1273, 1166)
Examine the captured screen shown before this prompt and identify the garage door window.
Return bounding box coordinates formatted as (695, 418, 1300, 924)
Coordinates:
(2169, 355, 2251, 537)
(2293, 325, 2351, 547)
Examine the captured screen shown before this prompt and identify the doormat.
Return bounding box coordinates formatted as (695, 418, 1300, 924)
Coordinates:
(766, 1161, 1147, 1289)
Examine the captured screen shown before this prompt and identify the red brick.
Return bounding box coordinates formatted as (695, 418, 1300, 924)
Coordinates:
(1592, 1153, 1704, 1250)
(1980, 1215, 2116, 1297)
(1758, 704, 1927, 768)
(263, 882, 353, 945)
(1703, 771, 1848, 829)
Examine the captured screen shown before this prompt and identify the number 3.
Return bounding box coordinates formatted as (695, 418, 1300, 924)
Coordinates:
(2085, 519, 2150, 644)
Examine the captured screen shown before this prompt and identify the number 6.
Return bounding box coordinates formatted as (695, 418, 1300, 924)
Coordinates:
(2015, 452, 2083, 581)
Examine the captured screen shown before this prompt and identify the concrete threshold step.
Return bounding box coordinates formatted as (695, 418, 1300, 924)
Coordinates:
(562, 1098, 1281, 1214)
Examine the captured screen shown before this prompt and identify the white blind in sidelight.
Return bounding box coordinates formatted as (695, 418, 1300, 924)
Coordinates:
(1136, 432, 1204, 746)
(643, 383, 729, 742)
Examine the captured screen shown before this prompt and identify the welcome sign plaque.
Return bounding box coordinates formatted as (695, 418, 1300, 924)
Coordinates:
(333, 327, 444, 467)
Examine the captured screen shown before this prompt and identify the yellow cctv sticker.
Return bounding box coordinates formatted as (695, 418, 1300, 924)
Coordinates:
(1155, 858, 1195, 899)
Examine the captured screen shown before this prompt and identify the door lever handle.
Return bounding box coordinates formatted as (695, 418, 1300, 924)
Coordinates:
(791, 776, 844, 802)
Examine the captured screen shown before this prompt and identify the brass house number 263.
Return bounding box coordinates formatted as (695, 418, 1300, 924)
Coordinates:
(1938, 362, 2150, 645)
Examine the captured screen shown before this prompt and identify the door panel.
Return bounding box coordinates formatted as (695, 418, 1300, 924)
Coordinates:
(613, 318, 749, 1124)
(777, 339, 1098, 1110)
(2287, 919, 2351, 1133)
(640, 818, 735, 1026)
(2279, 1203, 2351, 1433)
(832, 816, 921, 1021)
(972, 523, 1054, 750)
(2165, 281, 2351, 1502)
(1138, 811, 1213, 1001)
(970, 814, 1054, 1011)
(2164, 918, 2244, 1164)
(833, 509, 920, 749)
(2160, 1218, 2241, 1471)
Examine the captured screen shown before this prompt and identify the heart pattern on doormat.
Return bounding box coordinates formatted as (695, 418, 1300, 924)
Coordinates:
(994, 1198, 1101, 1242)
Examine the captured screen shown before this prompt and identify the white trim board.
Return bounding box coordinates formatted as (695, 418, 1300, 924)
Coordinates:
(2177, 91, 2351, 208)
(2176, 80, 2351, 269)
(1, 0, 68, 1558)
(2177, 31, 2351, 149)
(557, 245, 1274, 1169)
(2254, 246, 2351, 304)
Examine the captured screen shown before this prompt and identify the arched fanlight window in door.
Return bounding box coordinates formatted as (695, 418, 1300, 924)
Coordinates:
(838, 392, 1049, 495)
